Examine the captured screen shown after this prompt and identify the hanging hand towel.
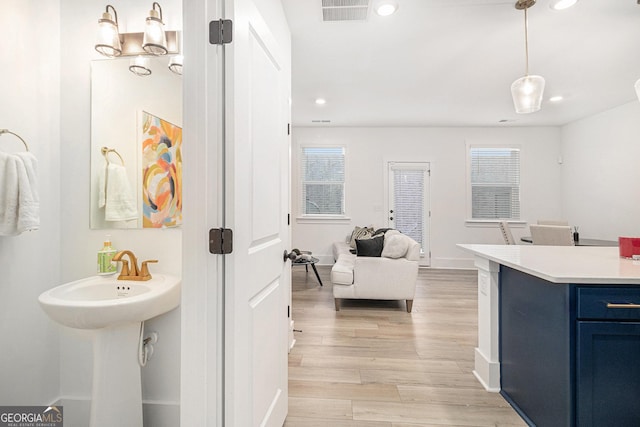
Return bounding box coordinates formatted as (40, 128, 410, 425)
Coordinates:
(104, 163, 138, 221)
(0, 152, 21, 236)
(15, 152, 40, 233)
(0, 152, 39, 236)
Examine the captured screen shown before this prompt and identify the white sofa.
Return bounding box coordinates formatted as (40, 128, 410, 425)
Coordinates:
(331, 232, 420, 312)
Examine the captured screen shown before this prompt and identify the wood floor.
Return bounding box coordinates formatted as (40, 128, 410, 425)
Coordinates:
(285, 266, 527, 427)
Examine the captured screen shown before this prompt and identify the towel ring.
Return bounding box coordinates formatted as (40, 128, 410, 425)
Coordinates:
(0, 129, 30, 151)
(101, 146, 125, 165)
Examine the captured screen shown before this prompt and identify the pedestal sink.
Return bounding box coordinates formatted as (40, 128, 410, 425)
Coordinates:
(38, 274, 181, 427)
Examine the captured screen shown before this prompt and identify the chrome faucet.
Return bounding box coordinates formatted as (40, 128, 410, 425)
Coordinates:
(112, 250, 158, 281)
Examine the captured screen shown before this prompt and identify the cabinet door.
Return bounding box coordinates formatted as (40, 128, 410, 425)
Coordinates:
(577, 321, 640, 427)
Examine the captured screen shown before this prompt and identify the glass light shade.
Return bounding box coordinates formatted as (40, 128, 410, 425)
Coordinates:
(511, 75, 545, 114)
(95, 13, 122, 57)
(168, 55, 183, 75)
(142, 9, 168, 55)
(635, 79, 640, 103)
(549, 0, 578, 10)
(129, 56, 152, 76)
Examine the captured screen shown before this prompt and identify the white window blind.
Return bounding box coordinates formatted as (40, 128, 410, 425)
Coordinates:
(301, 147, 345, 215)
(470, 147, 520, 220)
(392, 167, 425, 248)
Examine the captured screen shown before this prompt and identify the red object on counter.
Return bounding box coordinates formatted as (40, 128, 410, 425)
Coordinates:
(618, 237, 640, 258)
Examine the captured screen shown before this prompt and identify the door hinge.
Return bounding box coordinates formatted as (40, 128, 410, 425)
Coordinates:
(209, 228, 233, 254)
(287, 123, 291, 135)
(287, 213, 290, 225)
(209, 19, 233, 45)
(287, 305, 290, 318)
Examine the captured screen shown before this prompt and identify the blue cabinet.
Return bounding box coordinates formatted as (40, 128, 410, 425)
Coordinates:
(576, 286, 640, 427)
(500, 267, 640, 426)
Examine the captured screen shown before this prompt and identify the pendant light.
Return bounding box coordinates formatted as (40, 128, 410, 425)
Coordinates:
(142, 2, 168, 55)
(511, 0, 545, 114)
(95, 5, 122, 58)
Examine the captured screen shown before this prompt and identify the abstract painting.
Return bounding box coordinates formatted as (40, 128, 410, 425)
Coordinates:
(141, 111, 183, 228)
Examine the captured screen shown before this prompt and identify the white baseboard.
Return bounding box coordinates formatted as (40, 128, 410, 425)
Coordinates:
(54, 397, 179, 427)
(473, 348, 500, 392)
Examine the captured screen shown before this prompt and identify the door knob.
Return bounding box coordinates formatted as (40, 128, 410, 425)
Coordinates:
(283, 250, 297, 262)
(389, 217, 394, 220)
(390, 210, 394, 213)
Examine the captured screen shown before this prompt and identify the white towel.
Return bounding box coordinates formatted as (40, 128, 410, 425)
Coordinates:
(100, 163, 138, 222)
(0, 151, 39, 236)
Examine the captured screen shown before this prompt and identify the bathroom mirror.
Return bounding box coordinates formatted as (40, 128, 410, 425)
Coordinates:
(90, 57, 183, 229)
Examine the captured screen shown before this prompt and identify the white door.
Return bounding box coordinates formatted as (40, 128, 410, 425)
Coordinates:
(387, 162, 430, 265)
(225, 0, 291, 426)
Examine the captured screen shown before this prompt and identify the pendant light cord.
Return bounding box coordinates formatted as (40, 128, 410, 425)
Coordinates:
(524, 5, 530, 76)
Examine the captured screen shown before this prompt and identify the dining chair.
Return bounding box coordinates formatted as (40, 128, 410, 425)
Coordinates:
(529, 224, 574, 246)
(537, 219, 569, 226)
(499, 221, 516, 245)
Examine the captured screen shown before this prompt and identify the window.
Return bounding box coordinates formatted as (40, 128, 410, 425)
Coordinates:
(300, 146, 345, 216)
(469, 146, 520, 220)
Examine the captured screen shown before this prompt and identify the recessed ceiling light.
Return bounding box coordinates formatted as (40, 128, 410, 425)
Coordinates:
(549, 95, 564, 102)
(375, 1, 398, 16)
(315, 98, 326, 105)
(549, 0, 578, 11)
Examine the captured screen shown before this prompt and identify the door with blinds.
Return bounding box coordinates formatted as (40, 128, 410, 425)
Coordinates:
(387, 162, 430, 266)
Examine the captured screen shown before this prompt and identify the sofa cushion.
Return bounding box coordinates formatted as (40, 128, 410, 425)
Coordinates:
(382, 233, 411, 259)
(373, 227, 394, 236)
(331, 254, 355, 285)
(349, 226, 374, 248)
(356, 235, 384, 257)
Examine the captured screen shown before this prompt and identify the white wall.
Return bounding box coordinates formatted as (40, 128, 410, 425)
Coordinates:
(56, 1, 182, 425)
(0, 0, 61, 406)
(292, 126, 563, 268)
(561, 101, 640, 240)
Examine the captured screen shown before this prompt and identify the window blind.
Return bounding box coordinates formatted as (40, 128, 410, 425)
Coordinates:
(392, 168, 424, 247)
(470, 147, 520, 220)
(301, 147, 345, 215)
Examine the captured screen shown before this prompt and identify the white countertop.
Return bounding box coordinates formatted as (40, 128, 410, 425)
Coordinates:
(458, 244, 640, 284)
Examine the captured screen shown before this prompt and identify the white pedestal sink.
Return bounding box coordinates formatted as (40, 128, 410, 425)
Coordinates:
(38, 274, 181, 427)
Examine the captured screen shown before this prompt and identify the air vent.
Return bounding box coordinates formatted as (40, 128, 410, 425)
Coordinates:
(322, 0, 370, 22)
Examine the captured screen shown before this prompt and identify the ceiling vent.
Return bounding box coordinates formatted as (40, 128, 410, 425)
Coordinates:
(321, 0, 370, 22)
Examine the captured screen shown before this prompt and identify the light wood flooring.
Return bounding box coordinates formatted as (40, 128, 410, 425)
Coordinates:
(285, 266, 527, 427)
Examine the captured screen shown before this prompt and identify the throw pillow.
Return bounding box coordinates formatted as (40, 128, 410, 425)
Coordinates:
(373, 227, 394, 236)
(381, 234, 410, 259)
(356, 236, 384, 257)
(349, 226, 374, 248)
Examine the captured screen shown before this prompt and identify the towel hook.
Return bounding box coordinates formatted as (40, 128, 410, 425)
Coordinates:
(0, 129, 30, 151)
(101, 146, 125, 165)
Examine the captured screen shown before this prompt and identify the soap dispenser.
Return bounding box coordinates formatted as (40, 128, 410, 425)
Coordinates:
(98, 235, 117, 275)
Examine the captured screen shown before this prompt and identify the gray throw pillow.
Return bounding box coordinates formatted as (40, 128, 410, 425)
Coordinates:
(355, 236, 384, 257)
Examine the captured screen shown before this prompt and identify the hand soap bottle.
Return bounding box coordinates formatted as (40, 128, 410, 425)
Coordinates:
(97, 235, 117, 275)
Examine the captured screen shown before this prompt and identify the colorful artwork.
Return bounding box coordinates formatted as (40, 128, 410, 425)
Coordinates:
(141, 111, 183, 228)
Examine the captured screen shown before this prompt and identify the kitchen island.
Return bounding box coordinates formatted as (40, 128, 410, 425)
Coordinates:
(458, 244, 640, 427)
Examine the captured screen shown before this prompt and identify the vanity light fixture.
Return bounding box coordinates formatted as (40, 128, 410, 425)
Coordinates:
(375, 0, 399, 16)
(142, 2, 168, 55)
(549, 0, 578, 10)
(129, 56, 152, 77)
(510, 0, 545, 114)
(95, 5, 122, 58)
(168, 55, 183, 75)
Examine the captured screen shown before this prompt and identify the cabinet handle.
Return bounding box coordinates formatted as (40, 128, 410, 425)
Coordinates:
(606, 303, 640, 309)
